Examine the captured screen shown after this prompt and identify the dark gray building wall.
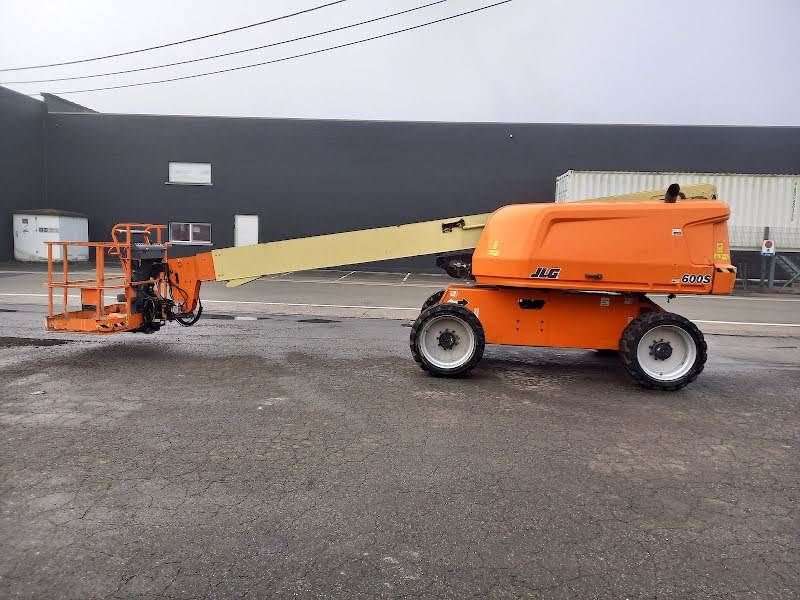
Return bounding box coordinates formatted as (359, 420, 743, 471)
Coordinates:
(35, 113, 800, 269)
(0, 88, 44, 261)
(41, 93, 96, 114)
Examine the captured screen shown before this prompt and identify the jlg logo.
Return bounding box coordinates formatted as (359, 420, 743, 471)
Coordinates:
(531, 267, 561, 279)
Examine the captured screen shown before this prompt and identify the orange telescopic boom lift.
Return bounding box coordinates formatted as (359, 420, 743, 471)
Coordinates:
(45, 184, 735, 389)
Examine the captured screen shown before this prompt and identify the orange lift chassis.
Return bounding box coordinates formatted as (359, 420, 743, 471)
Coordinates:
(45, 184, 736, 390)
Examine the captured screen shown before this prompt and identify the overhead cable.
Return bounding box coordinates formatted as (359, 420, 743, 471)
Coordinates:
(1, 1, 448, 84)
(45, 1, 513, 95)
(0, 0, 349, 72)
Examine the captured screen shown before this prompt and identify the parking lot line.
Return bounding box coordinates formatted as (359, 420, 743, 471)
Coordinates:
(694, 319, 800, 327)
(203, 299, 419, 311)
(255, 277, 441, 288)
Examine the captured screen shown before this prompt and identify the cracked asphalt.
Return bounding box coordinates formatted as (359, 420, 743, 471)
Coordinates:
(0, 304, 798, 599)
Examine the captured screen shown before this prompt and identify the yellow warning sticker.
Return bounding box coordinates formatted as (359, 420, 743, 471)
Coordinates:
(488, 240, 500, 257)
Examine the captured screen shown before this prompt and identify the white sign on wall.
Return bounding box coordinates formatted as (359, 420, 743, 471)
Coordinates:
(168, 162, 212, 185)
(761, 239, 776, 256)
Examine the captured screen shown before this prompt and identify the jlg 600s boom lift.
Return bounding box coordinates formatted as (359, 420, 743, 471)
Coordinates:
(45, 184, 735, 390)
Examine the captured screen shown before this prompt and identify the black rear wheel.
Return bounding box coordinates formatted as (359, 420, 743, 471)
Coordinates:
(410, 303, 485, 377)
(620, 311, 706, 390)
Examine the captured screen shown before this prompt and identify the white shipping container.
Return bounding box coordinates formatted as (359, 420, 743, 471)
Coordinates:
(13, 210, 89, 262)
(555, 171, 800, 250)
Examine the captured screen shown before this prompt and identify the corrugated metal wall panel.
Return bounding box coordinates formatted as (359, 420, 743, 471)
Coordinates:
(555, 171, 800, 249)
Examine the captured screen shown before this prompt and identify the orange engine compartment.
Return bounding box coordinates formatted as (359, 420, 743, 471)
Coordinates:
(471, 200, 736, 295)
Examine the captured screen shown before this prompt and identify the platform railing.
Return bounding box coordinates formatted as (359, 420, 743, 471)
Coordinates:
(45, 241, 128, 322)
(44, 223, 169, 328)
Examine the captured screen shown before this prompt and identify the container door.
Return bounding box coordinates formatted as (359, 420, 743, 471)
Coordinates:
(13, 214, 36, 261)
(234, 215, 259, 247)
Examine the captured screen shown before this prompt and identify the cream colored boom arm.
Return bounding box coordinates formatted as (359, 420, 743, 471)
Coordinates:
(212, 213, 489, 287)
(573, 183, 717, 203)
(211, 183, 717, 287)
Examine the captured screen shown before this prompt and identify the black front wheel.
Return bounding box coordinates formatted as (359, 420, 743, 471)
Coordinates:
(619, 311, 707, 390)
(410, 303, 485, 377)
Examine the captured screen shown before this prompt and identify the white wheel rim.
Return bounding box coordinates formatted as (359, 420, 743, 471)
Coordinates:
(636, 324, 697, 382)
(418, 314, 476, 370)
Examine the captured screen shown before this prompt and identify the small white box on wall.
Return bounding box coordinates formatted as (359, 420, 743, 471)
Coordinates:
(167, 162, 212, 185)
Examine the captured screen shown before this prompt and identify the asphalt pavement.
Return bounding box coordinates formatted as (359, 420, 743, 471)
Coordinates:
(0, 266, 798, 598)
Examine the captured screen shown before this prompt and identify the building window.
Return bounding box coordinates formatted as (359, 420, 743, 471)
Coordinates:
(169, 222, 212, 245)
(167, 162, 212, 185)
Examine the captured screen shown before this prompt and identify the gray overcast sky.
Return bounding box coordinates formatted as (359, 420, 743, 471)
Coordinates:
(1, 0, 798, 124)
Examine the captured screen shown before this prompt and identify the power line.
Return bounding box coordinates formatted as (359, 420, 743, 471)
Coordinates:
(1, 1, 448, 85)
(0, 0, 348, 72)
(44, 1, 513, 95)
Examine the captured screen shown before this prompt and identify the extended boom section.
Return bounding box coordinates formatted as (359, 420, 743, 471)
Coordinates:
(210, 212, 489, 287)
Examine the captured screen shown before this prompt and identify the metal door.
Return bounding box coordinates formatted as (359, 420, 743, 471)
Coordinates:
(234, 215, 258, 247)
